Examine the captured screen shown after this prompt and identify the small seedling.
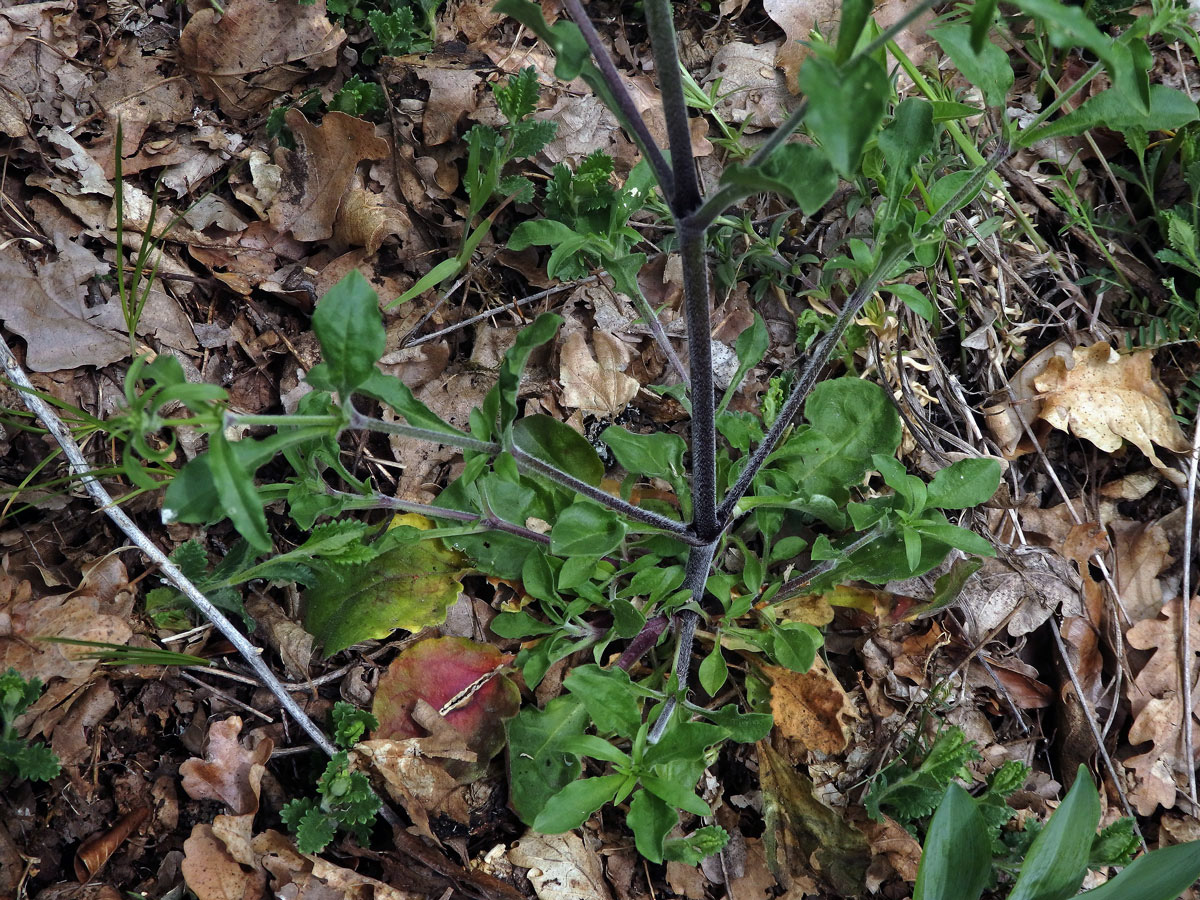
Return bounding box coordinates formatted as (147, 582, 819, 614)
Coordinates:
(0, 669, 61, 782)
(281, 702, 381, 852)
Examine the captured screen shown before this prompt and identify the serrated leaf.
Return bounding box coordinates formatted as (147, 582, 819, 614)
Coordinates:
(495, 66, 541, 123)
(507, 119, 557, 160)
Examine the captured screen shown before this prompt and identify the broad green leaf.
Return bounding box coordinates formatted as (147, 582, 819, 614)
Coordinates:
(373, 636, 520, 780)
(628, 789, 676, 863)
(305, 518, 468, 655)
(507, 696, 590, 824)
(720, 143, 838, 215)
(771, 377, 902, 504)
(207, 431, 270, 552)
(1021, 85, 1198, 145)
(508, 218, 579, 251)
(601, 426, 686, 481)
(769, 623, 820, 672)
(512, 415, 605, 486)
(557, 734, 632, 765)
(930, 24, 1014, 107)
(310, 271, 386, 396)
(879, 99, 936, 183)
(532, 773, 626, 833)
(931, 100, 984, 121)
(642, 721, 726, 768)
(550, 500, 627, 557)
(563, 664, 641, 738)
(915, 521, 996, 557)
(926, 458, 1001, 509)
(1008, 765, 1101, 900)
(799, 54, 889, 178)
(929, 169, 984, 215)
(1078, 841, 1200, 900)
(913, 783, 991, 900)
(697, 704, 774, 742)
(969, 0, 997, 52)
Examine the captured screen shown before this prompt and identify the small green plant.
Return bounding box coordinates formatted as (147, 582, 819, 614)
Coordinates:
(329, 75, 386, 117)
(0, 669, 61, 782)
(915, 764, 1200, 900)
(281, 702, 381, 852)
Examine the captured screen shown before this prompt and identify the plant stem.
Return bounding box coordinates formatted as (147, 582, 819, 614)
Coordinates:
(510, 444, 704, 542)
(680, 222, 718, 541)
(642, 0, 700, 216)
(560, 0, 675, 198)
(615, 614, 669, 670)
(346, 405, 500, 455)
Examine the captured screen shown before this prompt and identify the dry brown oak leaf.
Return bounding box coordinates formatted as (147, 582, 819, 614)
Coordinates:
(1033, 342, 1188, 484)
(180, 716, 274, 816)
(179, 0, 344, 119)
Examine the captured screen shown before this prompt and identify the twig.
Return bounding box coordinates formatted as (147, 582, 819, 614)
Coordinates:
(1180, 414, 1200, 812)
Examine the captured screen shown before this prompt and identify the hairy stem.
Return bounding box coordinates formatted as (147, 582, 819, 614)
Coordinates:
(642, 0, 700, 215)
(680, 222, 718, 540)
(347, 405, 500, 455)
(560, 0, 675, 197)
(615, 614, 670, 670)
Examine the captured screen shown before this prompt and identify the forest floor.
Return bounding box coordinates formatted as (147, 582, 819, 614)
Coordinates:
(3, 0, 1200, 897)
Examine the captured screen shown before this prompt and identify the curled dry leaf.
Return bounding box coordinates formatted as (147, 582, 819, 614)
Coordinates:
(74, 807, 150, 881)
(508, 831, 613, 900)
(269, 111, 390, 243)
(559, 330, 640, 418)
(179, 0, 344, 118)
(1033, 342, 1189, 484)
(179, 716, 273, 816)
(353, 733, 472, 842)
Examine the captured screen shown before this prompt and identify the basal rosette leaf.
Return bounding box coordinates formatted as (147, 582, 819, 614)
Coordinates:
(304, 516, 468, 656)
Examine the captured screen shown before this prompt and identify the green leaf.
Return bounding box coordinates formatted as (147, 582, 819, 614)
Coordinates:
(969, 0, 997, 53)
(770, 377, 902, 504)
(930, 24, 1014, 108)
(1021, 85, 1198, 145)
(1078, 841, 1200, 900)
(332, 701, 378, 748)
(507, 696, 590, 824)
(358, 370, 460, 435)
(879, 98, 936, 183)
(799, 54, 889, 178)
(835, 0, 872, 63)
(913, 783, 991, 900)
(664, 826, 730, 865)
(601, 426, 686, 481)
(914, 521, 995, 557)
(883, 283, 934, 322)
(495, 66, 541, 122)
(640, 772, 711, 817)
(698, 644, 728, 695)
(642, 721, 726, 768)
(926, 458, 1001, 509)
(311, 270, 386, 397)
(628, 789, 676, 863)
(304, 521, 468, 655)
(769, 623, 820, 672)
(493, 313, 562, 436)
(1008, 765, 1101, 900)
(512, 415, 605, 486)
(929, 169, 984, 215)
(550, 501, 627, 557)
(563, 664, 641, 739)
(532, 773, 626, 833)
(697, 704, 774, 743)
(207, 431, 271, 552)
(720, 143, 838, 215)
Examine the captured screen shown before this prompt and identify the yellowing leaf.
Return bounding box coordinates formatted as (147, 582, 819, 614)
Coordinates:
(304, 524, 467, 656)
(1033, 342, 1188, 483)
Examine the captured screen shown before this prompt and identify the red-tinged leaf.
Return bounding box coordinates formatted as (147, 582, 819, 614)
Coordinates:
(372, 637, 520, 781)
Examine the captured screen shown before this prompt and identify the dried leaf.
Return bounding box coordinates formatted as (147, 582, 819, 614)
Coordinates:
(269, 111, 390, 243)
(508, 831, 613, 900)
(560, 330, 640, 418)
(372, 637, 519, 780)
(179, 0, 343, 118)
(74, 808, 150, 881)
(767, 660, 852, 754)
(179, 716, 273, 816)
(354, 734, 472, 842)
(182, 824, 268, 900)
(1033, 342, 1189, 483)
(334, 184, 413, 255)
